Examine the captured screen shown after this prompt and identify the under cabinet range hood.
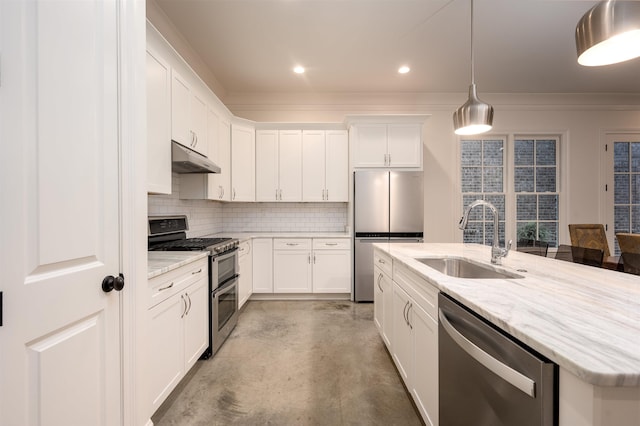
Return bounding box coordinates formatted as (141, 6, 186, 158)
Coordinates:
(171, 141, 221, 174)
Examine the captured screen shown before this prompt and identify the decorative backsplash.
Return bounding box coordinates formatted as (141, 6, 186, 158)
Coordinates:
(148, 174, 348, 236)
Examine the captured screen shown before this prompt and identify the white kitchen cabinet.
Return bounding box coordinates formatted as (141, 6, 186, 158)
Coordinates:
(171, 70, 208, 157)
(146, 48, 171, 194)
(238, 239, 253, 308)
(352, 123, 422, 168)
(411, 301, 438, 426)
(312, 238, 350, 293)
(256, 130, 302, 201)
(373, 265, 393, 348)
(392, 282, 413, 383)
(147, 257, 209, 415)
(252, 238, 273, 293)
(231, 123, 255, 201)
(302, 130, 348, 202)
(273, 239, 312, 293)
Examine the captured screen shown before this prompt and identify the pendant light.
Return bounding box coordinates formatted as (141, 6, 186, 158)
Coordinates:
(576, 1, 640, 67)
(453, 0, 493, 136)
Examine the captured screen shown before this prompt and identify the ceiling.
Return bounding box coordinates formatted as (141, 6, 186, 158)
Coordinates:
(153, 0, 640, 95)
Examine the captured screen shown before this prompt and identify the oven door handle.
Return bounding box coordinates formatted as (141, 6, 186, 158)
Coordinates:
(438, 309, 536, 398)
(215, 275, 239, 294)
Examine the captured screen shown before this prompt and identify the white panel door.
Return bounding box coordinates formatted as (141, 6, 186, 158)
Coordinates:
(302, 130, 326, 202)
(171, 70, 191, 147)
(255, 130, 279, 201)
(387, 124, 422, 168)
(312, 250, 350, 293)
(353, 124, 387, 167)
(183, 278, 209, 372)
(252, 239, 274, 293)
(0, 1, 122, 425)
(231, 124, 256, 201)
(278, 130, 303, 201)
(273, 251, 312, 293)
(215, 119, 232, 201)
(189, 92, 208, 156)
(325, 130, 349, 201)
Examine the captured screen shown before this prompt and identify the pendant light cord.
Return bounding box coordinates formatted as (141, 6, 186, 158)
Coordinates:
(470, 0, 475, 85)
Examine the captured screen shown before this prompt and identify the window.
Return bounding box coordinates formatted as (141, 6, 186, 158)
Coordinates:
(460, 135, 560, 248)
(461, 138, 506, 245)
(612, 138, 640, 253)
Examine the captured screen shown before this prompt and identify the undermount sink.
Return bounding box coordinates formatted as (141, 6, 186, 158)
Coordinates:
(416, 257, 523, 279)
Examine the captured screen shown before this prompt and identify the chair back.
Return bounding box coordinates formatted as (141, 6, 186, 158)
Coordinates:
(516, 239, 549, 257)
(621, 252, 640, 275)
(555, 244, 604, 267)
(569, 224, 611, 258)
(616, 233, 640, 254)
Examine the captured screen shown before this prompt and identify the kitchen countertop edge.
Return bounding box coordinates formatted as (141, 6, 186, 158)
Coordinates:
(147, 251, 208, 279)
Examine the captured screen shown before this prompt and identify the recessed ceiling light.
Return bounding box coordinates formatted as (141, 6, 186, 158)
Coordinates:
(398, 66, 410, 74)
(293, 66, 305, 74)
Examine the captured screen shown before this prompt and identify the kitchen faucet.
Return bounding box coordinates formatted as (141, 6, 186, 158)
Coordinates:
(459, 199, 511, 265)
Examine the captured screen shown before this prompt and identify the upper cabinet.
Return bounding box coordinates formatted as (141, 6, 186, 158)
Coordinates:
(171, 70, 208, 157)
(146, 48, 172, 195)
(350, 118, 426, 169)
(302, 130, 348, 202)
(231, 122, 255, 202)
(256, 130, 303, 202)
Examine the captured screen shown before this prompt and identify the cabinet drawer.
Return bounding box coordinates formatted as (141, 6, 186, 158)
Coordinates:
(374, 249, 392, 277)
(393, 263, 438, 321)
(273, 238, 312, 250)
(148, 257, 208, 309)
(313, 238, 350, 250)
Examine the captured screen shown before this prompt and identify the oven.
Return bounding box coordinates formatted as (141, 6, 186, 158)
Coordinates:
(208, 248, 239, 357)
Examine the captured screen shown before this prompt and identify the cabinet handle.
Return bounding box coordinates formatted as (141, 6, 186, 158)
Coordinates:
(158, 282, 174, 291)
(308, 254, 311, 264)
(377, 273, 383, 292)
(181, 294, 186, 318)
(185, 293, 192, 316)
(407, 303, 413, 330)
(313, 254, 316, 264)
(403, 301, 409, 326)
(192, 269, 202, 275)
(378, 258, 386, 264)
(233, 188, 236, 200)
(325, 243, 338, 246)
(286, 243, 299, 246)
(388, 154, 391, 166)
(275, 189, 278, 200)
(325, 189, 329, 200)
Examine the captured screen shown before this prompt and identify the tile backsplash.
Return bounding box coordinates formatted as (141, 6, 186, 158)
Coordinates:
(148, 174, 348, 236)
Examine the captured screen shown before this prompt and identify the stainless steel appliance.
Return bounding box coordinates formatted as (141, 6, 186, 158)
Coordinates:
(438, 293, 557, 426)
(353, 171, 423, 302)
(148, 216, 239, 359)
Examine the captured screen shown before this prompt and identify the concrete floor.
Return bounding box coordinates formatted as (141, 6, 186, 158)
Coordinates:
(152, 300, 423, 426)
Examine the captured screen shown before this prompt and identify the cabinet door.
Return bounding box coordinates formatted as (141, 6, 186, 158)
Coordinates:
(353, 124, 387, 167)
(146, 49, 171, 194)
(252, 238, 273, 293)
(231, 124, 255, 201)
(238, 240, 253, 308)
(302, 130, 326, 202)
(217, 119, 232, 201)
(183, 278, 209, 372)
(392, 283, 413, 384)
(273, 250, 312, 292)
(381, 272, 394, 348)
(411, 304, 438, 426)
(313, 250, 350, 293)
(325, 130, 349, 201)
(148, 294, 185, 414)
(189, 92, 208, 156)
(387, 124, 422, 168)
(171, 70, 190, 147)
(278, 130, 303, 201)
(374, 267, 385, 333)
(255, 130, 279, 201)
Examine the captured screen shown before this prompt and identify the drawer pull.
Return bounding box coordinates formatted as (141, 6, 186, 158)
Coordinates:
(286, 243, 299, 246)
(378, 259, 386, 264)
(158, 282, 174, 291)
(192, 269, 202, 275)
(325, 243, 338, 246)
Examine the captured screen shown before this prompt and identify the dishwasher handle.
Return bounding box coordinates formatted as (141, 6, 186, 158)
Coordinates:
(438, 308, 536, 398)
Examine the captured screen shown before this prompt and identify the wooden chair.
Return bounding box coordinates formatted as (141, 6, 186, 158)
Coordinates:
(555, 244, 604, 267)
(568, 224, 611, 258)
(516, 239, 549, 257)
(616, 233, 640, 255)
(620, 252, 640, 275)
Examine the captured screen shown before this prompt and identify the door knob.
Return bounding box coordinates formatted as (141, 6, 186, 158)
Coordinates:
(102, 273, 125, 293)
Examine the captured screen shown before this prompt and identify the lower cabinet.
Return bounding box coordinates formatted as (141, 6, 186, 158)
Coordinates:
(273, 239, 313, 292)
(312, 238, 351, 293)
(252, 238, 273, 293)
(147, 258, 208, 415)
(238, 239, 253, 308)
(375, 250, 438, 426)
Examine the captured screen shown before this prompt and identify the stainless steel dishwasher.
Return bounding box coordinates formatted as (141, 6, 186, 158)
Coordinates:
(438, 294, 558, 426)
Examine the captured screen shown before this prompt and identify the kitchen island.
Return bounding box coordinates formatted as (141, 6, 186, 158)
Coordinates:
(374, 242, 640, 426)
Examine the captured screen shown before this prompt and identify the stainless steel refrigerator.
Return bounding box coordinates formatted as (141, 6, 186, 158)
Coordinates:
(353, 171, 424, 302)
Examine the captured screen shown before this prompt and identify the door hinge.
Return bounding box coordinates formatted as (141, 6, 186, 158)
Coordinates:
(605, 184, 608, 191)
(0, 291, 3, 326)
(606, 224, 609, 231)
(605, 144, 608, 152)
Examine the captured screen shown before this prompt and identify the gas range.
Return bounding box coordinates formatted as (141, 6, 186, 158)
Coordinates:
(148, 216, 238, 255)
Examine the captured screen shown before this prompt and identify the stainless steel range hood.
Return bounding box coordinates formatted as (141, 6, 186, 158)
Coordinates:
(171, 141, 221, 174)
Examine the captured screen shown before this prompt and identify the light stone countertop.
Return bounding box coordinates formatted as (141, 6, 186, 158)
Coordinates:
(374, 242, 640, 387)
(205, 232, 352, 242)
(148, 251, 208, 279)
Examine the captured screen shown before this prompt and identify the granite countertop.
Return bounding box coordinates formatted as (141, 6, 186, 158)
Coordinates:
(374, 242, 640, 388)
(205, 232, 352, 241)
(148, 251, 208, 279)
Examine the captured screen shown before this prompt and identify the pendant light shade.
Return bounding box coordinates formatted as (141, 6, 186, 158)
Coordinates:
(576, 1, 640, 66)
(453, 84, 494, 135)
(453, 0, 493, 136)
